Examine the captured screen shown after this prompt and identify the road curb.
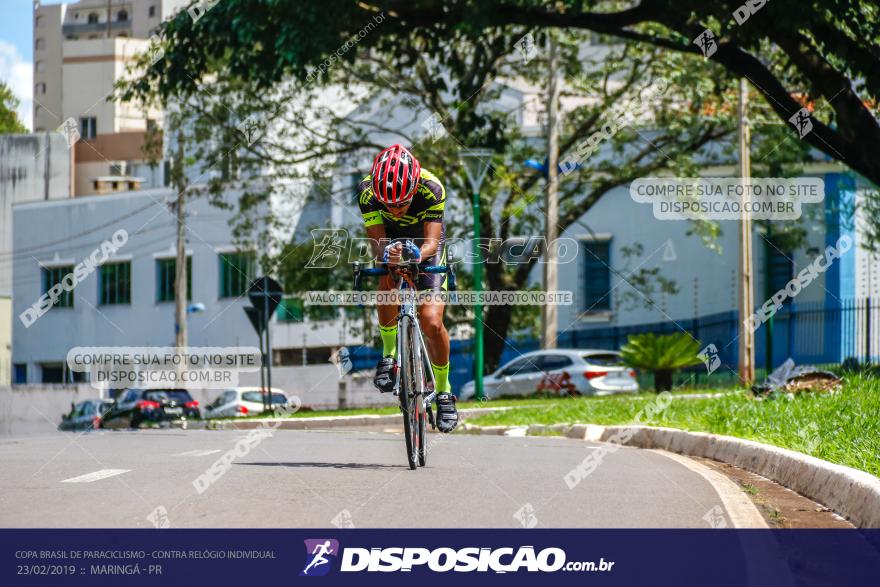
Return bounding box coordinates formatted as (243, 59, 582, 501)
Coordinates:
(460, 422, 880, 528)
(203, 407, 505, 431)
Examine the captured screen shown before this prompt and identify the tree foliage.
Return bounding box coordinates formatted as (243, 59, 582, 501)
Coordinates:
(0, 82, 26, 134)
(120, 0, 880, 187)
(117, 0, 823, 372)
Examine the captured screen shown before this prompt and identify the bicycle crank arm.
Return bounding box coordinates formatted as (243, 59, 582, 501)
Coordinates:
(422, 391, 437, 406)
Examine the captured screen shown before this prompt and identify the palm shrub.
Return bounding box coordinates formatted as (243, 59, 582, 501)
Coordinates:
(619, 333, 702, 392)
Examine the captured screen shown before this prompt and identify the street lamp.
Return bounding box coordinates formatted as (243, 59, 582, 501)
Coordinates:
(460, 149, 493, 401)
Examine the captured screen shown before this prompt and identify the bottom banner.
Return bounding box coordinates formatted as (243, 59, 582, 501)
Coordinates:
(3, 529, 879, 586)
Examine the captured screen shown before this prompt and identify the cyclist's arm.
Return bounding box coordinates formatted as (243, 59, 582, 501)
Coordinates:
(418, 171, 445, 259)
(419, 221, 441, 259)
(365, 224, 387, 262)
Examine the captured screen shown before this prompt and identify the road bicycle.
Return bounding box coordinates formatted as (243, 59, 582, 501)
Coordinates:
(353, 242, 455, 470)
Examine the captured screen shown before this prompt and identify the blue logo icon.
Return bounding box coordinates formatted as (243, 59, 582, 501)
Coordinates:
(300, 539, 339, 576)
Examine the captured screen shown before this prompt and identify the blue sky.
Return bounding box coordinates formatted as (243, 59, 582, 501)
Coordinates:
(0, 1, 77, 130)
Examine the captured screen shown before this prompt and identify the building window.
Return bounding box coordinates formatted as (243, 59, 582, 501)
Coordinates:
(35, 38, 45, 51)
(277, 297, 304, 323)
(582, 240, 611, 312)
(13, 364, 27, 384)
(149, 5, 157, 17)
(80, 117, 97, 139)
(42, 266, 75, 308)
(35, 82, 46, 95)
(156, 257, 192, 302)
(35, 15, 44, 27)
(35, 60, 45, 73)
(88, 12, 99, 24)
(219, 252, 255, 298)
(117, 10, 128, 21)
(767, 244, 794, 299)
(99, 261, 131, 305)
(40, 363, 65, 384)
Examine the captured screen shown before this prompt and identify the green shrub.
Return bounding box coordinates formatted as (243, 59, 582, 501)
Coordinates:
(619, 332, 702, 392)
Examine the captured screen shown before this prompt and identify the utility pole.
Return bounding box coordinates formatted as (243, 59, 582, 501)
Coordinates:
(106, 0, 112, 38)
(764, 224, 774, 376)
(737, 78, 755, 384)
(172, 131, 188, 350)
(542, 32, 560, 350)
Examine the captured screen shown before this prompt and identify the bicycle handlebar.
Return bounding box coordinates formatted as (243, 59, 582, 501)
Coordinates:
(356, 265, 450, 277)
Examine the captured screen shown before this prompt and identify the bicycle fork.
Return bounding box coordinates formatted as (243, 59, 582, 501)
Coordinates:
(394, 301, 439, 429)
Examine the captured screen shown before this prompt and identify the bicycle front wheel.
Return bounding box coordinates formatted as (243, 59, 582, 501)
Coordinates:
(399, 316, 418, 470)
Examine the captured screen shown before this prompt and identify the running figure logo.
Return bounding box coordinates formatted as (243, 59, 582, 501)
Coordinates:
(300, 539, 339, 576)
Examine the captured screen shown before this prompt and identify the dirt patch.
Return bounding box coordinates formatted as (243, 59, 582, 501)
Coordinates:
(694, 457, 854, 528)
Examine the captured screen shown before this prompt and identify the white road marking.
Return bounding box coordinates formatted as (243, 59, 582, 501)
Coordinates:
(61, 469, 131, 483)
(173, 449, 221, 457)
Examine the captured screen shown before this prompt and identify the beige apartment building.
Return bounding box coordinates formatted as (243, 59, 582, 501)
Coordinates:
(32, 0, 189, 196)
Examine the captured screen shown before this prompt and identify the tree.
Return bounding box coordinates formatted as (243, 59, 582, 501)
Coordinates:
(119, 1, 880, 189)
(117, 5, 813, 373)
(0, 82, 26, 134)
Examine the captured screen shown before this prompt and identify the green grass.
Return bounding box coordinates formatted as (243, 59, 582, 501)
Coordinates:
(227, 388, 735, 420)
(464, 375, 880, 477)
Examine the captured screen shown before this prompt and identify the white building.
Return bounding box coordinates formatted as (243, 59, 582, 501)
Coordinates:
(33, 0, 189, 196)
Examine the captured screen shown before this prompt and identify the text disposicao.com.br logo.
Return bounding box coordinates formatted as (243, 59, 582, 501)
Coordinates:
(299, 541, 614, 575)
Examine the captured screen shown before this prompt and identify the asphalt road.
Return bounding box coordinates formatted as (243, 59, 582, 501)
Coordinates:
(0, 427, 752, 528)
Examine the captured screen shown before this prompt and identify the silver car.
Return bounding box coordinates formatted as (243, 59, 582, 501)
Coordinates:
(461, 349, 638, 399)
(204, 387, 291, 418)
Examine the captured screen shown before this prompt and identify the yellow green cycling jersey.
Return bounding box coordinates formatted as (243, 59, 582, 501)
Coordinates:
(357, 168, 446, 239)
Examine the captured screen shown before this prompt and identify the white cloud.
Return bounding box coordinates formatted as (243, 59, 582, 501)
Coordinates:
(0, 40, 33, 131)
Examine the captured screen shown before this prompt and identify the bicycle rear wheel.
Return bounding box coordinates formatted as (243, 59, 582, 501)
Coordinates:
(399, 316, 419, 470)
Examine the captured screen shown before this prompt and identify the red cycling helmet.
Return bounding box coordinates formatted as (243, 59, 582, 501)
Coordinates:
(370, 144, 421, 205)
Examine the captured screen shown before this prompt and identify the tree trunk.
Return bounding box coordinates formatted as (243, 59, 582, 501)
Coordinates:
(653, 369, 673, 392)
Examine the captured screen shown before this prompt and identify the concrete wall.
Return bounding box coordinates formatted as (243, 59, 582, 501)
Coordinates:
(238, 365, 396, 411)
(0, 133, 73, 298)
(0, 383, 99, 436)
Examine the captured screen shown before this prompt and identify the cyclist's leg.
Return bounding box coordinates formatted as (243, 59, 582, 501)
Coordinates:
(416, 251, 457, 432)
(374, 275, 399, 392)
(418, 300, 450, 391)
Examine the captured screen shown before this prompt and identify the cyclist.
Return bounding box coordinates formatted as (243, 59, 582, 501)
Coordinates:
(357, 144, 458, 433)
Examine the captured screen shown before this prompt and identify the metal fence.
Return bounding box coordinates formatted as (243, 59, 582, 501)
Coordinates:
(348, 298, 877, 390)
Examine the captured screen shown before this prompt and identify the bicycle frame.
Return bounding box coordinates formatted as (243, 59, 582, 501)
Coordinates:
(393, 269, 437, 408)
(353, 250, 454, 469)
